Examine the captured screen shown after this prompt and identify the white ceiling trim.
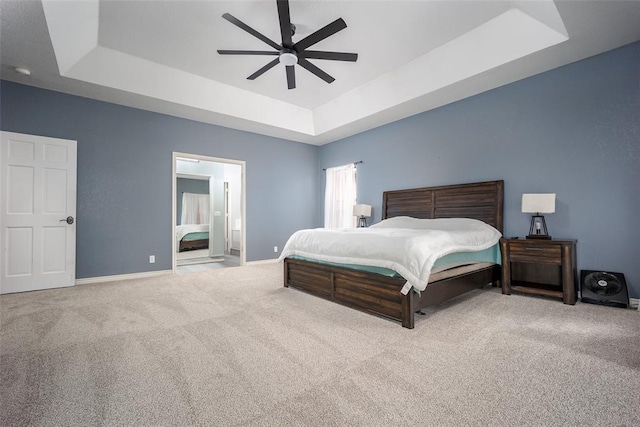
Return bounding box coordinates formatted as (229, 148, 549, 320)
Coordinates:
(41, 0, 99, 75)
(65, 46, 316, 134)
(41, 0, 567, 144)
(314, 8, 568, 135)
(43, 0, 315, 135)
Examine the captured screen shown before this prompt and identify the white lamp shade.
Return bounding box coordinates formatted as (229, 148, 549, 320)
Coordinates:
(522, 193, 556, 214)
(353, 204, 372, 217)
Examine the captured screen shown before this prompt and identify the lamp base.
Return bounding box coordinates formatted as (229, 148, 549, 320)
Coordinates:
(527, 214, 551, 240)
(357, 216, 368, 228)
(526, 234, 552, 240)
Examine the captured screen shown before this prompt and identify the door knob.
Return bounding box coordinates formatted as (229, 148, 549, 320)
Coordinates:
(60, 216, 74, 225)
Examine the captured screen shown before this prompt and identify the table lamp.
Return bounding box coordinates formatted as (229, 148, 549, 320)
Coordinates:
(522, 193, 555, 239)
(353, 204, 372, 228)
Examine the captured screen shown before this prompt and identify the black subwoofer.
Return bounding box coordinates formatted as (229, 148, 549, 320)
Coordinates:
(580, 270, 629, 308)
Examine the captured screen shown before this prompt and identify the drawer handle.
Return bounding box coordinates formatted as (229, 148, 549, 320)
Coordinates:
(524, 247, 545, 251)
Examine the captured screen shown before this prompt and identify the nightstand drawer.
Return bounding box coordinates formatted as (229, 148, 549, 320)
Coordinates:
(508, 243, 561, 264)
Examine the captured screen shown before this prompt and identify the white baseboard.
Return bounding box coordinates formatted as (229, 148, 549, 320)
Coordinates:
(76, 260, 281, 284)
(246, 258, 280, 266)
(630, 297, 639, 310)
(75, 269, 172, 285)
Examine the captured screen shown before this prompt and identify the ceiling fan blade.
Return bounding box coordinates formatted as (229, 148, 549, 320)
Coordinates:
(299, 51, 358, 62)
(247, 58, 280, 80)
(286, 65, 296, 89)
(277, 0, 293, 49)
(294, 18, 347, 51)
(297, 58, 335, 84)
(218, 50, 279, 56)
(222, 13, 281, 51)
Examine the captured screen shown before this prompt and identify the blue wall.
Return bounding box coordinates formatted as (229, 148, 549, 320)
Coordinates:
(2, 41, 638, 298)
(0, 81, 318, 278)
(320, 41, 640, 298)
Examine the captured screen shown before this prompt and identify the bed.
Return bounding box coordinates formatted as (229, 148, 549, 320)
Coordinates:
(176, 224, 210, 252)
(282, 180, 504, 329)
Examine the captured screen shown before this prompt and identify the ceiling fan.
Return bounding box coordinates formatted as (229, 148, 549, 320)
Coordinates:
(217, 0, 358, 90)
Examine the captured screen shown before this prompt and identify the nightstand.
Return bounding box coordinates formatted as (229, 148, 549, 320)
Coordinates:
(500, 238, 577, 305)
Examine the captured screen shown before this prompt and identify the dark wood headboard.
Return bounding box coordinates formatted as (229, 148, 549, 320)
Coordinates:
(381, 180, 504, 232)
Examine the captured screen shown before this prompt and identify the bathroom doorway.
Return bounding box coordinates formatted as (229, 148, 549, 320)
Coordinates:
(172, 152, 245, 273)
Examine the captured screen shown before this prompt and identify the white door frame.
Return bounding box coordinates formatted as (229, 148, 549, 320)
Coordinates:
(172, 152, 246, 272)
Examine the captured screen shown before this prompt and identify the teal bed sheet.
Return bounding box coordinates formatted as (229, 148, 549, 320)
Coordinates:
(182, 232, 209, 241)
(288, 243, 501, 278)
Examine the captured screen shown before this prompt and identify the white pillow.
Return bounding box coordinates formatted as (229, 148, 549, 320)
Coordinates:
(371, 216, 500, 235)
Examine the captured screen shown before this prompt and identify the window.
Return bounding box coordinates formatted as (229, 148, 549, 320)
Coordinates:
(181, 192, 210, 225)
(324, 163, 357, 228)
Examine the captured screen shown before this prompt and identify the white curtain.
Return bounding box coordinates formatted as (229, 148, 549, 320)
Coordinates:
(181, 192, 210, 225)
(324, 164, 357, 228)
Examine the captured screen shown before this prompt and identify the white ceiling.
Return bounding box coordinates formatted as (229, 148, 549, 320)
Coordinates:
(2, 1, 640, 145)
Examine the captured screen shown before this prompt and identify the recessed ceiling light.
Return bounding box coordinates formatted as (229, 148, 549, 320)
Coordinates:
(14, 67, 31, 76)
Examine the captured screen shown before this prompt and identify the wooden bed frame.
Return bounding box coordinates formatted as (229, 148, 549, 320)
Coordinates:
(179, 238, 209, 252)
(283, 180, 504, 329)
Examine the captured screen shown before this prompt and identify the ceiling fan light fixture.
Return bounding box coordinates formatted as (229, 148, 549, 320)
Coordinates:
(279, 51, 298, 66)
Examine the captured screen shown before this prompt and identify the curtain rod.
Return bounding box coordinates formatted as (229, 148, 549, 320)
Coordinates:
(322, 161, 363, 171)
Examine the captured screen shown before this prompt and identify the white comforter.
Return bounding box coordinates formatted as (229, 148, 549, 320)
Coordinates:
(279, 217, 501, 293)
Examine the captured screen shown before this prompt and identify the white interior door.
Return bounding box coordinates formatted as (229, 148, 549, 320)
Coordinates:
(1, 132, 77, 294)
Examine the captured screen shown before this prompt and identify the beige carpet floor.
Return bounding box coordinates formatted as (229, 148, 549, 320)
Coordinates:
(1, 263, 639, 426)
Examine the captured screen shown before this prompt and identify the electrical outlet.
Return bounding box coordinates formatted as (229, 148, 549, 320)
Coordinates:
(273, 246, 278, 253)
(149, 255, 155, 263)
